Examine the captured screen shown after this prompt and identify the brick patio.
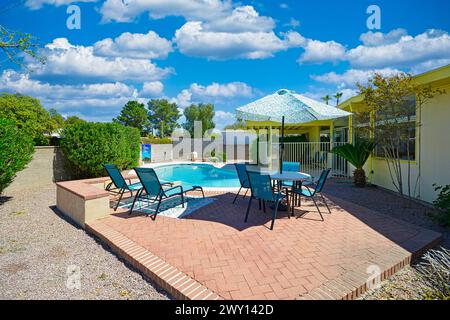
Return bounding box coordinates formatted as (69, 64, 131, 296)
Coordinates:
(86, 189, 441, 300)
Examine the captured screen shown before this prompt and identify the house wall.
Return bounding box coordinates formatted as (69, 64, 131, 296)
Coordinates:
(363, 84, 450, 203)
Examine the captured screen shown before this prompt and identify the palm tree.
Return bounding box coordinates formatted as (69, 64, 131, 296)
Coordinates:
(332, 139, 376, 187)
(321, 95, 331, 105)
(334, 92, 343, 106)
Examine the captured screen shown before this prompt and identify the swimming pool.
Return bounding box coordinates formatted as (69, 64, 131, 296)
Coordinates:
(153, 163, 241, 188)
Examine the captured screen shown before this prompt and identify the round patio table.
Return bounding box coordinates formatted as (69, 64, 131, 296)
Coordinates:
(270, 171, 312, 214)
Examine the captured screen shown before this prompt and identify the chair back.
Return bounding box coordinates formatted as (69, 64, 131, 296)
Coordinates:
(104, 164, 127, 189)
(282, 161, 301, 172)
(134, 167, 163, 198)
(246, 170, 274, 201)
(315, 168, 331, 193)
(235, 163, 250, 188)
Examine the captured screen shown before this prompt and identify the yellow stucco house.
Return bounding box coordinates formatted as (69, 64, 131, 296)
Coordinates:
(338, 64, 450, 203)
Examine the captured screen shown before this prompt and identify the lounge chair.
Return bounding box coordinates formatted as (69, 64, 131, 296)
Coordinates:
(103, 164, 144, 211)
(129, 167, 205, 219)
(290, 168, 331, 220)
(244, 170, 289, 230)
(233, 163, 251, 204)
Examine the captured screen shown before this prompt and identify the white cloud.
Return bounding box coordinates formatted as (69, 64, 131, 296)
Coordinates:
(359, 28, 408, 47)
(94, 31, 173, 59)
(284, 18, 300, 29)
(214, 110, 236, 129)
(100, 0, 231, 23)
(174, 21, 303, 60)
(171, 82, 254, 108)
(30, 38, 173, 82)
(0, 69, 140, 121)
(140, 81, 164, 96)
(189, 82, 253, 98)
(25, 0, 96, 10)
(205, 6, 275, 33)
(311, 68, 401, 87)
(298, 39, 346, 64)
(347, 29, 450, 69)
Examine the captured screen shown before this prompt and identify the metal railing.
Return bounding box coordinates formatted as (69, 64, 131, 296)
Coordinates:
(272, 142, 350, 179)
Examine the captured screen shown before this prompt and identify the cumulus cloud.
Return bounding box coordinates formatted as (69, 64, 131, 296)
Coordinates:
(30, 38, 173, 82)
(359, 28, 408, 47)
(171, 82, 254, 108)
(0, 69, 140, 120)
(100, 0, 231, 23)
(140, 81, 164, 96)
(311, 68, 402, 87)
(204, 6, 275, 33)
(25, 0, 96, 10)
(214, 110, 236, 129)
(347, 29, 450, 69)
(174, 21, 303, 60)
(298, 39, 346, 64)
(94, 31, 173, 59)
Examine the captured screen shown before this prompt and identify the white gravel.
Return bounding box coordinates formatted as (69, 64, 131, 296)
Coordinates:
(0, 184, 170, 300)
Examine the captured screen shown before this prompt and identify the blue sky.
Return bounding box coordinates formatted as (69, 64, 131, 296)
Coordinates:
(1, 0, 449, 128)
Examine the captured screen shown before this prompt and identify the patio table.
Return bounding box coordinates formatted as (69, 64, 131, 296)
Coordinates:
(270, 171, 312, 214)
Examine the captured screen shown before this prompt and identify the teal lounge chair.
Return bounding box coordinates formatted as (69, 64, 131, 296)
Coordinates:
(103, 164, 143, 211)
(233, 163, 251, 204)
(290, 168, 331, 220)
(244, 170, 288, 230)
(129, 167, 205, 219)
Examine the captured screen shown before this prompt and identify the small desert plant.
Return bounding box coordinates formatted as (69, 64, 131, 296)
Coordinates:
(416, 247, 450, 300)
(0, 118, 34, 193)
(332, 139, 376, 187)
(431, 184, 450, 226)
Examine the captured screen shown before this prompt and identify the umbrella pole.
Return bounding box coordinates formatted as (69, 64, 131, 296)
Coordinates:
(280, 116, 285, 174)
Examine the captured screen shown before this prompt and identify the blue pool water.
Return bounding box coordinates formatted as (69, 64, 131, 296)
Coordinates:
(154, 163, 240, 188)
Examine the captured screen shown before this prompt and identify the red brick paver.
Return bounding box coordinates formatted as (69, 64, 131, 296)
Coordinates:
(87, 190, 441, 300)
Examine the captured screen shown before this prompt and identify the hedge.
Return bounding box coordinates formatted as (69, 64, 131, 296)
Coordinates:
(140, 136, 173, 145)
(0, 118, 34, 194)
(60, 122, 141, 178)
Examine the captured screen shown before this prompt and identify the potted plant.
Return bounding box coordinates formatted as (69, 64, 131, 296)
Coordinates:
(332, 139, 376, 187)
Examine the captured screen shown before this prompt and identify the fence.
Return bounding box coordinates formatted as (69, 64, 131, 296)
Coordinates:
(271, 142, 350, 179)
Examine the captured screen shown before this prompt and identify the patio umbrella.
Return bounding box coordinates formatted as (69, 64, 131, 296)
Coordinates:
(236, 89, 352, 170)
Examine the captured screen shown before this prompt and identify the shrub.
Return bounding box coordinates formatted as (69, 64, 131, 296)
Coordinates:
(416, 247, 450, 300)
(60, 122, 141, 178)
(0, 118, 34, 193)
(431, 184, 450, 226)
(141, 136, 172, 145)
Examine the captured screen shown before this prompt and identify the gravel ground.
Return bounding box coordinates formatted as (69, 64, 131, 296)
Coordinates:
(325, 179, 449, 300)
(0, 184, 170, 300)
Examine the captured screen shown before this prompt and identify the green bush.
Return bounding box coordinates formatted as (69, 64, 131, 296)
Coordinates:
(0, 118, 34, 193)
(431, 184, 450, 226)
(141, 136, 172, 145)
(60, 122, 141, 178)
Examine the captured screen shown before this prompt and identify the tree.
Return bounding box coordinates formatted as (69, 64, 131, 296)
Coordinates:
(0, 93, 54, 143)
(183, 103, 215, 137)
(147, 99, 180, 138)
(49, 108, 65, 130)
(113, 101, 150, 136)
(334, 92, 343, 106)
(224, 118, 247, 130)
(332, 139, 376, 187)
(321, 95, 331, 105)
(64, 115, 86, 127)
(0, 24, 45, 67)
(357, 73, 445, 199)
(0, 117, 34, 194)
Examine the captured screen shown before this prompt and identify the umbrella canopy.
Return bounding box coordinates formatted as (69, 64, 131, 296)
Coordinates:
(236, 89, 351, 124)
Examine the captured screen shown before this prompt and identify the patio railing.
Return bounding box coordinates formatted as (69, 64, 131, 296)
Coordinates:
(271, 142, 351, 179)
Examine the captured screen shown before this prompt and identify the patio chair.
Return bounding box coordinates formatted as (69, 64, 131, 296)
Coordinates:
(129, 167, 205, 219)
(244, 170, 288, 230)
(281, 161, 301, 188)
(233, 163, 251, 204)
(103, 164, 144, 211)
(290, 168, 331, 220)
